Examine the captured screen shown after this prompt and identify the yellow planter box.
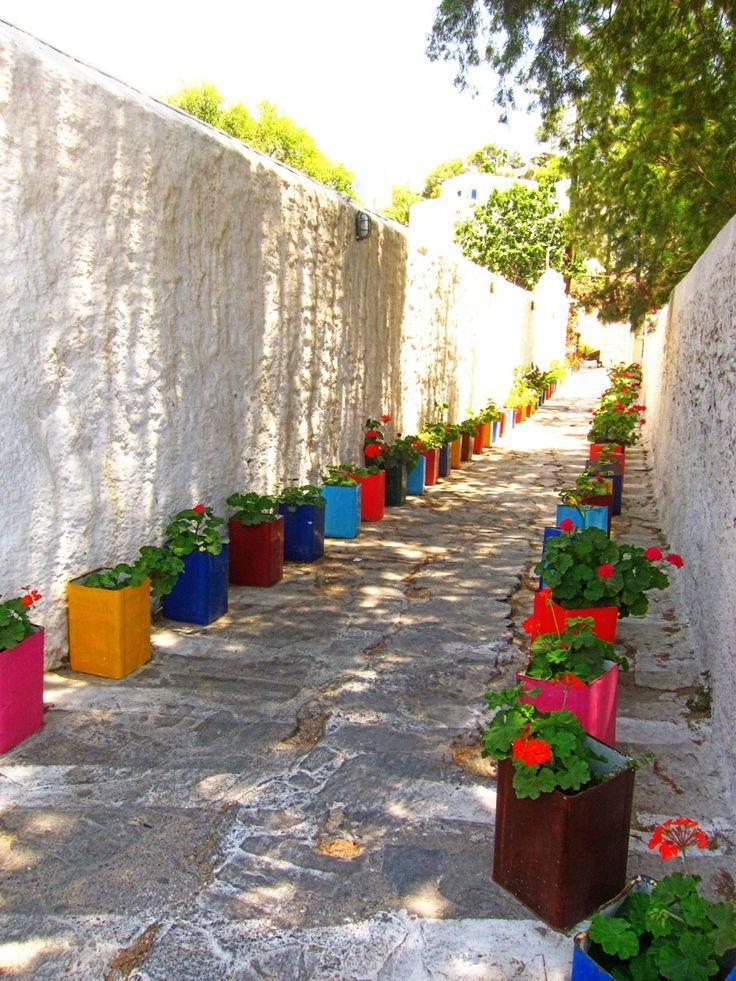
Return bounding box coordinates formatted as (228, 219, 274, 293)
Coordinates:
(480, 422, 492, 448)
(68, 576, 151, 679)
(450, 436, 463, 468)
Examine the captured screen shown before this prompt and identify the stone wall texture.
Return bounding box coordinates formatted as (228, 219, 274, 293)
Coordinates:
(641, 215, 736, 801)
(0, 21, 568, 665)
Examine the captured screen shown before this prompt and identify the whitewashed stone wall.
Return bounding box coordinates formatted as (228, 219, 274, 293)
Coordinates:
(576, 309, 635, 367)
(0, 21, 568, 665)
(641, 215, 736, 801)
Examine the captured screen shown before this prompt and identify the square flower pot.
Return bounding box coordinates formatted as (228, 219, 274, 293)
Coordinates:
(278, 503, 325, 562)
(539, 526, 562, 590)
(68, 575, 151, 679)
(480, 422, 492, 448)
(532, 588, 619, 642)
(582, 494, 614, 527)
(228, 517, 284, 587)
(351, 470, 385, 522)
(162, 547, 229, 626)
(384, 462, 407, 506)
(421, 448, 440, 486)
(492, 420, 500, 443)
(473, 426, 484, 454)
(585, 460, 623, 516)
(514, 408, 523, 424)
(589, 443, 626, 479)
(461, 433, 473, 461)
(437, 444, 451, 478)
(493, 740, 635, 930)
(450, 437, 463, 468)
(406, 455, 426, 495)
(322, 484, 361, 538)
(556, 504, 609, 534)
(0, 628, 44, 754)
(518, 662, 619, 745)
(508, 408, 516, 429)
(498, 414, 506, 438)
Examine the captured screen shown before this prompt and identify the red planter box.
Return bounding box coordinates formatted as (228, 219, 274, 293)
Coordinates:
(499, 413, 506, 437)
(589, 443, 625, 478)
(351, 470, 385, 522)
(518, 663, 619, 746)
(473, 426, 484, 455)
(229, 516, 284, 587)
(0, 628, 44, 754)
(514, 408, 523, 424)
(532, 588, 619, 642)
(421, 448, 440, 486)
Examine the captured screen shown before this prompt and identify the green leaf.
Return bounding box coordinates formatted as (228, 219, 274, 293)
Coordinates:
(589, 915, 640, 959)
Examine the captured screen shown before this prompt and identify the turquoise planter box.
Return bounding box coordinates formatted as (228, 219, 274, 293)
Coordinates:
(406, 456, 426, 495)
(556, 504, 609, 533)
(321, 485, 361, 539)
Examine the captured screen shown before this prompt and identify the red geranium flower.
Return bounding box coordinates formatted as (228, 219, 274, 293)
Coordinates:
(193, 504, 206, 515)
(364, 444, 383, 459)
(648, 817, 708, 861)
(597, 563, 615, 579)
(412, 440, 424, 451)
(665, 553, 684, 568)
(512, 736, 553, 767)
(380, 414, 392, 423)
(21, 595, 33, 608)
(559, 518, 575, 533)
(366, 429, 379, 439)
(644, 547, 663, 561)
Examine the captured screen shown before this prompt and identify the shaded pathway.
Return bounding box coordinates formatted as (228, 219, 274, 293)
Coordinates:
(0, 369, 733, 979)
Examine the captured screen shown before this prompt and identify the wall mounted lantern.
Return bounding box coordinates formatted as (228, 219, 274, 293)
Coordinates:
(355, 211, 372, 241)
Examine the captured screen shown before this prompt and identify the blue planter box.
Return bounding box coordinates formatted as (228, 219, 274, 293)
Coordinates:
(491, 420, 500, 443)
(278, 502, 325, 562)
(321, 485, 361, 539)
(612, 474, 623, 515)
(438, 444, 451, 477)
(162, 547, 229, 626)
(539, 526, 562, 590)
(407, 455, 426, 495)
(557, 504, 609, 533)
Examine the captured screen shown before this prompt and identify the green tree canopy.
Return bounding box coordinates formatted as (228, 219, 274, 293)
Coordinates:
(168, 84, 356, 197)
(383, 186, 422, 225)
(428, 1, 736, 322)
(455, 181, 577, 290)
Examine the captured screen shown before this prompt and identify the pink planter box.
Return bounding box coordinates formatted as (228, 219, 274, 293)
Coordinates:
(517, 663, 619, 746)
(0, 628, 44, 754)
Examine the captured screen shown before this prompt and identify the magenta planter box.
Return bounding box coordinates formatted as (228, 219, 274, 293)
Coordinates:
(0, 628, 44, 754)
(517, 661, 619, 746)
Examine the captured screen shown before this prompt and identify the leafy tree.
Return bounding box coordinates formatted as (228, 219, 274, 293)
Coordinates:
(455, 180, 577, 289)
(466, 142, 508, 172)
(427, 1, 736, 323)
(384, 186, 421, 225)
(167, 84, 356, 197)
(422, 158, 465, 198)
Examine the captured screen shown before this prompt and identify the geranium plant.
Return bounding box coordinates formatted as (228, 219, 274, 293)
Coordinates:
(478, 399, 503, 423)
(588, 404, 641, 447)
(482, 684, 606, 799)
(322, 465, 359, 486)
(559, 472, 612, 510)
(276, 484, 326, 510)
(82, 546, 184, 598)
(0, 587, 41, 652)
(164, 505, 228, 556)
(417, 425, 446, 449)
(382, 436, 421, 472)
(459, 415, 482, 436)
(587, 818, 736, 980)
(364, 418, 388, 462)
(525, 617, 629, 685)
(535, 526, 682, 618)
(226, 492, 280, 525)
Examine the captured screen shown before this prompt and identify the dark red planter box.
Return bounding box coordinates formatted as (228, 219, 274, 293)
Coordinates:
(499, 413, 506, 437)
(421, 448, 440, 486)
(461, 433, 473, 461)
(493, 744, 634, 930)
(473, 426, 484, 455)
(228, 516, 284, 587)
(514, 408, 523, 424)
(351, 470, 385, 522)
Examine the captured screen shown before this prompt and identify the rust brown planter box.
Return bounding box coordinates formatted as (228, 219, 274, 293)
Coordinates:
(460, 433, 473, 461)
(493, 740, 634, 931)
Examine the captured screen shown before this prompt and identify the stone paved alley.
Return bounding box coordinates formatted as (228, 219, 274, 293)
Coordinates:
(1, 369, 734, 980)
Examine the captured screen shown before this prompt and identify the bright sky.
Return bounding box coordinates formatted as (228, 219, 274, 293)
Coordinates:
(0, 0, 542, 207)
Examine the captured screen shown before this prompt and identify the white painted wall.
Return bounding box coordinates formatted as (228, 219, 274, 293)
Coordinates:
(577, 310, 635, 366)
(641, 215, 736, 802)
(0, 21, 568, 665)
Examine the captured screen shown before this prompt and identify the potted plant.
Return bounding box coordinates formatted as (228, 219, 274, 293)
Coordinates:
(574, 819, 736, 979)
(460, 416, 480, 461)
(447, 423, 463, 469)
(161, 505, 229, 625)
(321, 466, 362, 538)
(226, 492, 284, 587)
(508, 373, 538, 424)
(518, 617, 630, 745)
(0, 587, 44, 753)
(586, 448, 624, 516)
(557, 473, 613, 534)
(68, 546, 183, 678)
(478, 399, 501, 448)
(349, 465, 385, 522)
(404, 438, 427, 495)
(484, 685, 637, 930)
(417, 427, 444, 486)
(588, 403, 641, 452)
(530, 525, 683, 642)
(276, 484, 326, 562)
(383, 438, 420, 505)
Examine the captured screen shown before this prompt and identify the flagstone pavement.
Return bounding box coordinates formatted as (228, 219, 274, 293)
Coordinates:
(1, 368, 734, 979)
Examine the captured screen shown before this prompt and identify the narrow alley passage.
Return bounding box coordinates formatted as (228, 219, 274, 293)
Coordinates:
(1, 369, 733, 980)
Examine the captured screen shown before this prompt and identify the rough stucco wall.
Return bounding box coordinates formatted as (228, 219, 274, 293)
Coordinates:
(641, 215, 736, 802)
(0, 21, 567, 666)
(577, 310, 635, 367)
